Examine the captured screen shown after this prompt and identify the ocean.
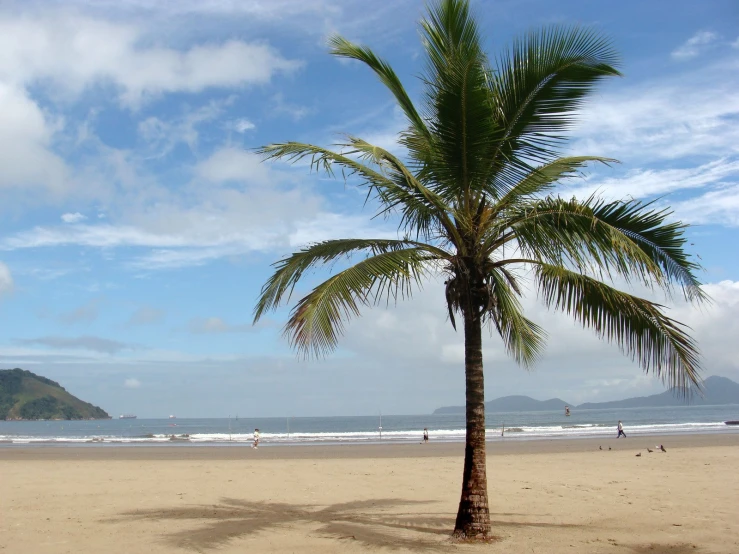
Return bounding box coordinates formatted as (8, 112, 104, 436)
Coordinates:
(1, 404, 738, 446)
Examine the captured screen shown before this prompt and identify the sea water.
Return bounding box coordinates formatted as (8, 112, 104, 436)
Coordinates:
(1, 404, 737, 446)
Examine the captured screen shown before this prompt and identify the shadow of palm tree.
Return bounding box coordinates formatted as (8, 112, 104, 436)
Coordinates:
(111, 497, 455, 552)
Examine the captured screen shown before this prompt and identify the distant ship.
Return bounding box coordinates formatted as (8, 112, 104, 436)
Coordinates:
(169, 415, 176, 419)
(119, 414, 137, 419)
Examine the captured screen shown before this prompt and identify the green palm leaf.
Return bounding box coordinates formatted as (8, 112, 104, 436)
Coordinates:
(502, 195, 704, 301)
(419, 0, 499, 204)
(490, 26, 621, 191)
(283, 246, 438, 358)
(254, 238, 450, 324)
(492, 156, 617, 214)
(340, 136, 463, 245)
(257, 139, 463, 246)
(486, 269, 547, 367)
(328, 36, 432, 147)
(536, 264, 701, 392)
(588, 198, 705, 301)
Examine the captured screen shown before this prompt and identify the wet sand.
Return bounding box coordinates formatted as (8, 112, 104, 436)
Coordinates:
(1, 433, 738, 553)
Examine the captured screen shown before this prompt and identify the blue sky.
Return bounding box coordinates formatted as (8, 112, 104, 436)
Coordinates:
(0, 0, 737, 417)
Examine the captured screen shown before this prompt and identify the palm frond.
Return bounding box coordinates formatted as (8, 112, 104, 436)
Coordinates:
(536, 264, 701, 393)
(419, 0, 500, 204)
(501, 196, 705, 301)
(328, 35, 432, 146)
(340, 136, 464, 246)
(491, 156, 617, 215)
(257, 140, 462, 246)
(490, 26, 621, 191)
(285, 247, 437, 358)
(588, 198, 706, 302)
(254, 238, 450, 324)
(486, 269, 547, 367)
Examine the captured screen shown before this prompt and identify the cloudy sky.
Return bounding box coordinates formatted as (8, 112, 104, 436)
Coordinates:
(1, 0, 737, 418)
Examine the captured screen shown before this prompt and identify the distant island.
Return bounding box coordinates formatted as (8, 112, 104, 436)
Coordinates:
(433, 375, 739, 414)
(0, 368, 110, 420)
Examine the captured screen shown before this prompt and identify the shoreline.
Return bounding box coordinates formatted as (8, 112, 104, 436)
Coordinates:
(2, 431, 737, 460)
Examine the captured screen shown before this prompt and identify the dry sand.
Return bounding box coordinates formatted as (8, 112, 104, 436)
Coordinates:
(1, 434, 738, 553)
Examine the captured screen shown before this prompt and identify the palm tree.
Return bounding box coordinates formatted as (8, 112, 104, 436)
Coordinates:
(253, 0, 705, 539)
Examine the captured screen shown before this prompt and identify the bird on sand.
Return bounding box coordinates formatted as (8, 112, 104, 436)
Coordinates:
(636, 452, 641, 457)
(660, 445, 667, 452)
(647, 448, 653, 453)
(599, 446, 602, 450)
(608, 447, 612, 451)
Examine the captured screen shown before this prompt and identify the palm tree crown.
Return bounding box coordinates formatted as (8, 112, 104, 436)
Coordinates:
(254, 0, 705, 539)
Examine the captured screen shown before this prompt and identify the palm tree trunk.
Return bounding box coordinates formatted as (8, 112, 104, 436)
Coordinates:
(453, 308, 491, 538)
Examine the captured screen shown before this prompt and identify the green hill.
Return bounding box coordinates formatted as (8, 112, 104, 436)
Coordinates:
(0, 368, 110, 420)
(434, 395, 573, 414)
(434, 375, 739, 414)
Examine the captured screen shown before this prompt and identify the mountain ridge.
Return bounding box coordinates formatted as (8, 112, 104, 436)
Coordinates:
(0, 368, 110, 420)
(433, 375, 739, 414)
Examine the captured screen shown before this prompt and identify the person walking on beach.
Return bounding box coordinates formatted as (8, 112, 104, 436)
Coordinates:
(423, 428, 429, 444)
(252, 428, 260, 449)
(617, 420, 626, 438)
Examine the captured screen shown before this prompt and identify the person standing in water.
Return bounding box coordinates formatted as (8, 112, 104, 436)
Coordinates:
(423, 428, 429, 444)
(617, 420, 626, 438)
(252, 428, 260, 449)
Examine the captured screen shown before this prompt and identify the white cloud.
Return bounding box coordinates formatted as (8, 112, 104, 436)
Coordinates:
(2, 222, 245, 250)
(0, 262, 13, 296)
(571, 60, 739, 162)
(286, 212, 397, 247)
(670, 280, 739, 372)
(61, 212, 87, 223)
(227, 118, 256, 133)
(27, 0, 343, 19)
(671, 31, 718, 60)
(34, 0, 415, 45)
(0, 83, 68, 190)
(194, 147, 271, 183)
(0, 14, 302, 107)
(0, 9, 299, 198)
(566, 159, 739, 203)
(335, 277, 739, 404)
(0, 139, 398, 270)
(565, 57, 739, 226)
(137, 97, 235, 156)
(124, 378, 141, 389)
(0, 208, 391, 270)
(670, 185, 739, 227)
(732, 37, 739, 49)
(270, 92, 311, 121)
(2, 225, 188, 250)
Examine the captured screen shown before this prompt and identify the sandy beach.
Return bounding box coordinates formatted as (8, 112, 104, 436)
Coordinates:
(2, 434, 738, 553)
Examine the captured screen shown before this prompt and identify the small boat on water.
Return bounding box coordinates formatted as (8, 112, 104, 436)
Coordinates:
(724, 421, 739, 425)
(119, 414, 137, 419)
(169, 415, 176, 419)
